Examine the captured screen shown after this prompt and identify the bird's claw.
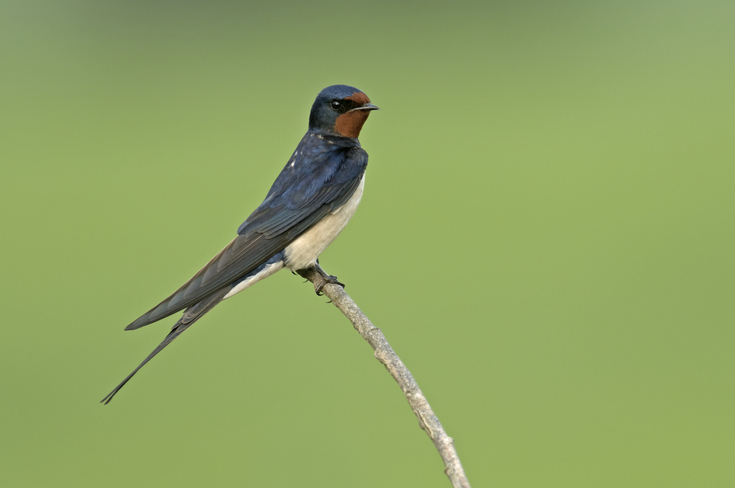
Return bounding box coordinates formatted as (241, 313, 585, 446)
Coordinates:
(295, 264, 345, 295)
(314, 274, 345, 296)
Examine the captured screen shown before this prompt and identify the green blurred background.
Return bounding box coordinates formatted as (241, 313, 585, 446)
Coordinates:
(2, 0, 734, 486)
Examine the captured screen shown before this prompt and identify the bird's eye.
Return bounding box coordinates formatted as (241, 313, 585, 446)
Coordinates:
(331, 100, 343, 111)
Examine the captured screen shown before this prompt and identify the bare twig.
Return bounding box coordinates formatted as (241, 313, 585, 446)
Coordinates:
(297, 267, 471, 488)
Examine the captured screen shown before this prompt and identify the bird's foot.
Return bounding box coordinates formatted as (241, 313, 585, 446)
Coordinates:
(297, 263, 346, 296)
(314, 273, 345, 296)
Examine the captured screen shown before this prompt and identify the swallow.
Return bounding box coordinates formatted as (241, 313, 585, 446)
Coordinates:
(102, 84, 378, 404)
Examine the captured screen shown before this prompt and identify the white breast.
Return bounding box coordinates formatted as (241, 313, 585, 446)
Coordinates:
(283, 175, 365, 271)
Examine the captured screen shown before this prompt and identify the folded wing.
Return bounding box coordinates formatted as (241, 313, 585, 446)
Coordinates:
(125, 143, 367, 330)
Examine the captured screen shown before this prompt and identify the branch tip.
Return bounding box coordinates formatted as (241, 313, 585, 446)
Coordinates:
(298, 265, 471, 488)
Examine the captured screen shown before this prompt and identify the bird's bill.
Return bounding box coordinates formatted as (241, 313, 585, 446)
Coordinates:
(350, 103, 380, 112)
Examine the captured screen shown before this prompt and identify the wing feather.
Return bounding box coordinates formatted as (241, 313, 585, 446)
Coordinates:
(125, 140, 367, 330)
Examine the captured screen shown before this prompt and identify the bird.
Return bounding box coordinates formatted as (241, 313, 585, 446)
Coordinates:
(101, 84, 378, 404)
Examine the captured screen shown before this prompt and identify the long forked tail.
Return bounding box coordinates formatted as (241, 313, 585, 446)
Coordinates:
(101, 287, 231, 405)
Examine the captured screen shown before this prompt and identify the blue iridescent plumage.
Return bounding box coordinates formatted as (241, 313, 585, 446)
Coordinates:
(102, 85, 378, 404)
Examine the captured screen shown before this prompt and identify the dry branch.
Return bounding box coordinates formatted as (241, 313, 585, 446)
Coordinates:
(297, 267, 471, 488)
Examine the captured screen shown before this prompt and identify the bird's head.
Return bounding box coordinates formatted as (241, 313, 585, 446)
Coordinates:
(308, 85, 379, 138)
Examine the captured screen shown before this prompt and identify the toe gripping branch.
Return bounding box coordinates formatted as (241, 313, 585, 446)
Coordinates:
(296, 263, 345, 296)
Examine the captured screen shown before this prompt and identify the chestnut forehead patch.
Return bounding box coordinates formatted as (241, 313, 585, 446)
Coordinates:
(345, 92, 370, 105)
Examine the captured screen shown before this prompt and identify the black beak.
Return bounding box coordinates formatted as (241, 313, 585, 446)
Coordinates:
(351, 103, 380, 112)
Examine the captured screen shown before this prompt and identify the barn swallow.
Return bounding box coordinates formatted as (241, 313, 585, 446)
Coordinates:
(102, 84, 378, 404)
